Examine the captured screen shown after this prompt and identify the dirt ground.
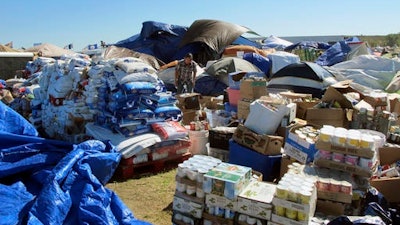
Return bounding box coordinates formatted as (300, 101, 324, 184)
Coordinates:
(107, 169, 177, 225)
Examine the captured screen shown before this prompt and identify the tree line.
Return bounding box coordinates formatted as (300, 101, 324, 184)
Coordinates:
(360, 33, 400, 47)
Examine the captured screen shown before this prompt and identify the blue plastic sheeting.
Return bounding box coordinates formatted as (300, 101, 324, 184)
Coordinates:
(0, 101, 38, 137)
(194, 74, 228, 96)
(115, 21, 188, 64)
(0, 139, 152, 225)
(284, 41, 331, 52)
(242, 52, 271, 77)
(0, 102, 152, 225)
(316, 41, 352, 66)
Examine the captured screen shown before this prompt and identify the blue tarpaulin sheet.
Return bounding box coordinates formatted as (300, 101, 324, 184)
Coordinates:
(0, 101, 152, 225)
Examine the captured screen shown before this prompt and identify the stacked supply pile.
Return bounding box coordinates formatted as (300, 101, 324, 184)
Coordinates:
(202, 162, 253, 225)
(229, 95, 295, 182)
(234, 74, 267, 121)
(32, 54, 93, 142)
(173, 155, 221, 225)
(234, 180, 276, 225)
(271, 168, 317, 225)
(313, 126, 382, 216)
(94, 57, 180, 136)
(172, 157, 281, 224)
(283, 124, 321, 164)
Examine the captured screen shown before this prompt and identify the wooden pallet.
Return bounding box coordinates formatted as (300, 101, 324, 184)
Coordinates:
(113, 152, 192, 180)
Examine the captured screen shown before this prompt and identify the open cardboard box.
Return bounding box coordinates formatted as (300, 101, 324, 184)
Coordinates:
(370, 146, 400, 203)
(305, 85, 354, 128)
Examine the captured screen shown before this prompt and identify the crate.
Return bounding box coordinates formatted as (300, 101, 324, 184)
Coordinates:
(113, 152, 192, 180)
(229, 139, 282, 182)
(209, 127, 236, 150)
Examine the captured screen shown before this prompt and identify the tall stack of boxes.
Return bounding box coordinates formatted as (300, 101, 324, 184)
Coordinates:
(173, 155, 221, 225)
(237, 77, 268, 120)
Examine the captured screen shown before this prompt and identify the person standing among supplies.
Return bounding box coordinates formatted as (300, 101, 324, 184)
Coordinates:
(175, 53, 198, 94)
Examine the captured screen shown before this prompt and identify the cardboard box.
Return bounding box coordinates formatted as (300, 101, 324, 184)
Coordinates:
(203, 162, 252, 200)
(176, 93, 201, 110)
(237, 99, 252, 120)
(296, 101, 318, 120)
(199, 95, 223, 110)
(244, 100, 288, 135)
(173, 194, 204, 218)
(315, 140, 375, 159)
(283, 125, 320, 164)
(317, 190, 352, 204)
(181, 109, 198, 125)
(314, 158, 372, 177)
(237, 180, 276, 220)
(271, 187, 317, 225)
(205, 193, 238, 211)
(306, 108, 347, 127)
(209, 127, 236, 150)
(233, 124, 283, 155)
(240, 78, 267, 100)
(370, 146, 400, 203)
(315, 200, 346, 216)
(279, 155, 297, 179)
(202, 212, 234, 225)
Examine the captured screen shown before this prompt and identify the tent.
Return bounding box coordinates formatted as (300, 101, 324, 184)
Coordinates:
(114, 21, 188, 64)
(194, 57, 262, 96)
(267, 62, 337, 98)
(205, 57, 261, 78)
(0, 44, 20, 52)
(103, 45, 165, 70)
(25, 43, 76, 58)
(262, 35, 293, 50)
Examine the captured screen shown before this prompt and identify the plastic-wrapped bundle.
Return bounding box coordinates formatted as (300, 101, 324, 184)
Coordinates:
(151, 121, 188, 140)
(114, 57, 157, 74)
(116, 107, 154, 120)
(120, 81, 157, 95)
(153, 105, 182, 121)
(114, 123, 152, 137)
(140, 92, 176, 110)
(114, 70, 159, 85)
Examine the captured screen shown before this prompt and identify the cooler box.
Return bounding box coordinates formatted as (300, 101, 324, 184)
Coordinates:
(226, 87, 241, 106)
(229, 139, 282, 182)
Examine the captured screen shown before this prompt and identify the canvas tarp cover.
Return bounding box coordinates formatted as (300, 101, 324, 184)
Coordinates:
(267, 62, 337, 98)
(326, 55, 400, 91)
(0, 101, 151, 225)
(25, 43, 76, 58)
(179, 19, 253, 55)
(103, 45, 165, 70)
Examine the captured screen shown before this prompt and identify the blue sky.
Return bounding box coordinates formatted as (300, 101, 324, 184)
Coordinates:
(2, 0, 400, 51)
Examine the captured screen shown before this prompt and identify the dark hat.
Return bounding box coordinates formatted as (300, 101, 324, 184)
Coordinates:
(185, 53, 193, 59)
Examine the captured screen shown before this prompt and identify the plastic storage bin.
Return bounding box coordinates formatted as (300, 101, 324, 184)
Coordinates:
(229, 139, 282, 182)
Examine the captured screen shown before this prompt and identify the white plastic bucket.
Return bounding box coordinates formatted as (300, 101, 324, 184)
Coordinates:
(188, 130, 209, 155)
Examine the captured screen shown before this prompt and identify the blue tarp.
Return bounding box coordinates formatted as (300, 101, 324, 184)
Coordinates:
(115, 21, 188, 64)
(114, 20, 261, 66)
(284, 41, 331, 52)
(0, 101, 151, 225)
(242, 52, 271, 76)
(315, 37, 361, 66)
